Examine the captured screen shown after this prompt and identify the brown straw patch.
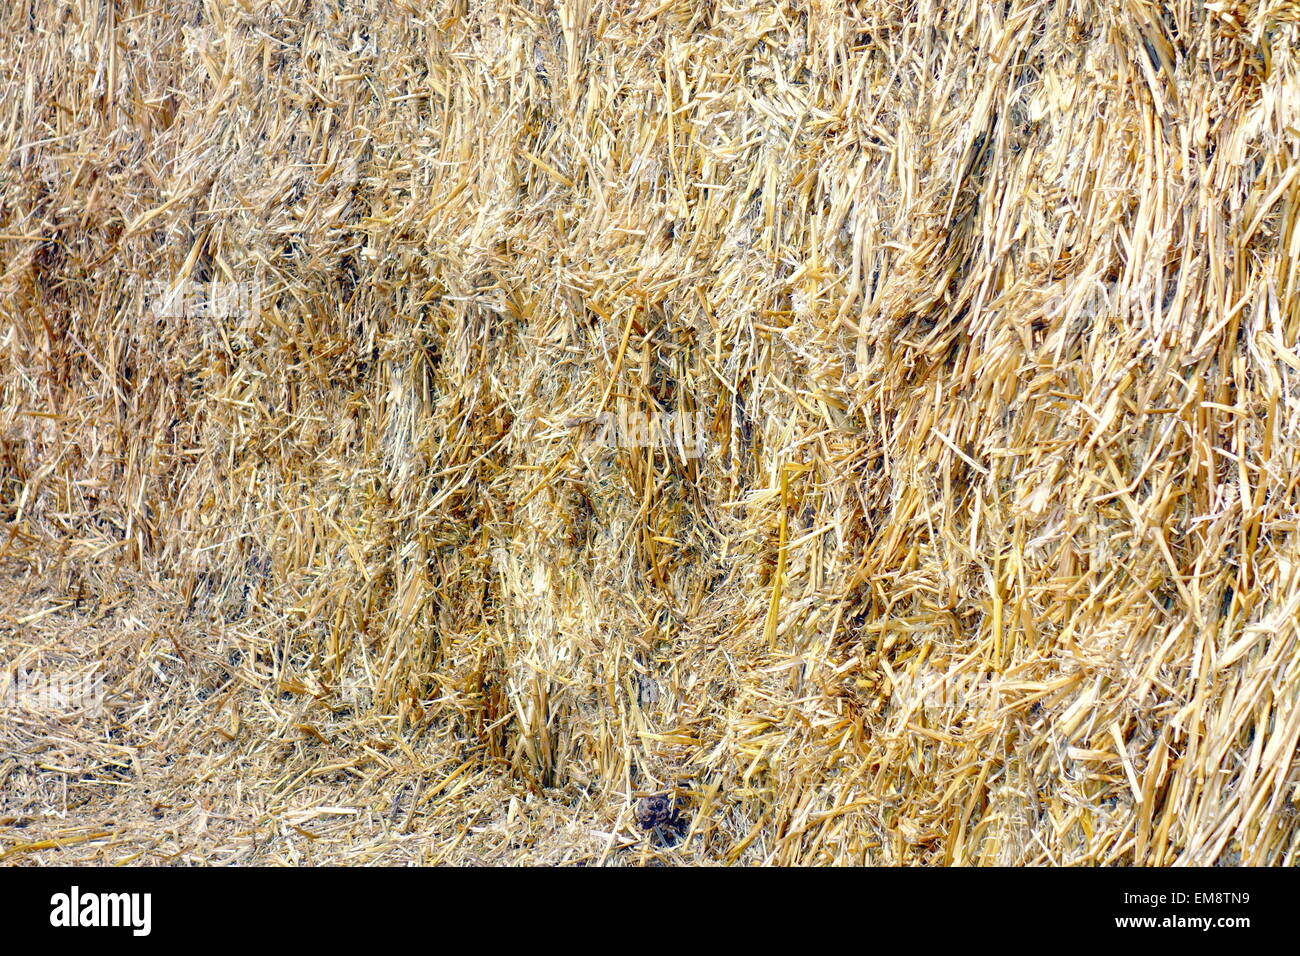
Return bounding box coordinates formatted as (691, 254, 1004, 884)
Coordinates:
(3, 0, 1300, 864)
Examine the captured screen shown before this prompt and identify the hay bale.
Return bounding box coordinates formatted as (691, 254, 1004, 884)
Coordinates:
(3, 0, 1300, 864)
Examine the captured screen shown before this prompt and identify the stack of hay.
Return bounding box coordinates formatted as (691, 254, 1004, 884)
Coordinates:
(3, 0, 1299, 863)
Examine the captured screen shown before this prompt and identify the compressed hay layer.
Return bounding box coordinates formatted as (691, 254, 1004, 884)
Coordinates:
(2, 0, 1300, 864)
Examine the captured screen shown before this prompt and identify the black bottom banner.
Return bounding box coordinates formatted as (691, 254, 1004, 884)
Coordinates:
(0, 865, 1281, 944)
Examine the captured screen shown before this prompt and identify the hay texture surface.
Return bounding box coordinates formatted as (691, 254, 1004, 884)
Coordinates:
(3, 0, 1300, 865)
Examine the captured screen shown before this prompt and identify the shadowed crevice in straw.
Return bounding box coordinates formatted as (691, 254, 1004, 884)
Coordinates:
(2, 0, 1300, 864)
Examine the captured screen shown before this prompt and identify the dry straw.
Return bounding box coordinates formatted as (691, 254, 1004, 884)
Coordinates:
(2, 0, 1300, 864)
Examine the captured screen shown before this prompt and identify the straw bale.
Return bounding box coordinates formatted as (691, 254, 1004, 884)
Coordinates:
(3, 0, 1300, 864)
